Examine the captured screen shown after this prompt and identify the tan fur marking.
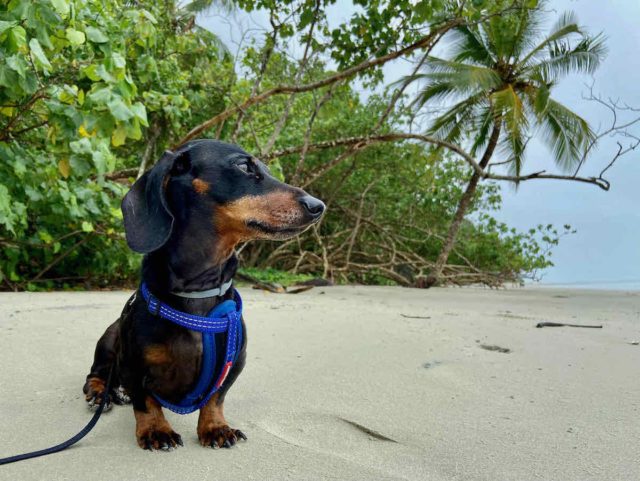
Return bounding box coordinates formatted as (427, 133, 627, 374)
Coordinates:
(144, 344, 171, 365)
(197, 393, 226, 442)
(216, 191, 302, 231)
(192, 178, 210, 195)
(198, 393, 224, 427)
(85, 377, 105, 401)
(212, 190, 305, 262)
(134, 396, 177, 449)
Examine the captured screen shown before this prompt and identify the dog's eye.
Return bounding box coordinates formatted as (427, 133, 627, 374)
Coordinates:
(236, 162, 250, 174)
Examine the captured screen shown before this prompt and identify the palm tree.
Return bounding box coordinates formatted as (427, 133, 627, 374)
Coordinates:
(413, 6, 606, 287)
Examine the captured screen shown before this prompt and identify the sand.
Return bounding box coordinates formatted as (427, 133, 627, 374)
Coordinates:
(0, 286, 638, 480)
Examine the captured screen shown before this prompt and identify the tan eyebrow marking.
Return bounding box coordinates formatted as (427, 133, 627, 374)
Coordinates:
(192, 178, 210, 195)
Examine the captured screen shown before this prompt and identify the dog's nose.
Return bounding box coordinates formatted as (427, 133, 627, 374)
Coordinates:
(299, 195, 325, 219)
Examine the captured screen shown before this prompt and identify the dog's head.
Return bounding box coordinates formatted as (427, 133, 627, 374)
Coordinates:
(121, 140, 325, 259)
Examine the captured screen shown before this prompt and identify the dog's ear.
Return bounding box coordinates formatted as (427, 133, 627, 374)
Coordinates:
(121, 150, 187, 253)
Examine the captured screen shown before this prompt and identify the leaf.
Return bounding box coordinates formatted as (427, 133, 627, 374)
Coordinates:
(29, 38, 52, 70)
(66, 28, 86, 46)
(140, 9, 157, 24)
(58, 157, 71, 178)
(107, 98, 133, 121)
(110, 52, 126, 69)
(8, 26, 27, 51)
(70, 137, 92, 154)
(85, 26, 108, 43)
(126, 118, 142, 140)
(6, 55, 27, 78)
(78, 125, 95, 137)
(50, 0, 70, 16)
(0, 21, 17, 36)
(87, 86, 112, 104)
(130, 102, 148, 126)
(111, 123, 127, 146)
(92, 150, 107, 174)
(81, 221, 94, 232)
(94, 64, 115, 82)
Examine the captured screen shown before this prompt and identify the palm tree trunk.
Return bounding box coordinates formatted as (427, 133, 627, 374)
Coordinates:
(424, 122, 501, 287)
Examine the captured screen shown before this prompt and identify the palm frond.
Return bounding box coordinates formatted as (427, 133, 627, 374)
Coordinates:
(529, 33, 606, 80)
(535, 98, 594, 171)
(469, 104, 493, 157)
(193, 25, 232, 59)
(491, 86, 529, 175)
(407, 57, 502, 111)
(449, 25, 495, 65)
(500, 128, 526, 177)
(423, 57, 503, 91)
(410, 78, 464, 109)
(490, 85, 528, 140)
(426, 93, 486, 145)
(519, 11, 581, 67)
(183, 0, 235, 14)
(508, 3, 544, 61)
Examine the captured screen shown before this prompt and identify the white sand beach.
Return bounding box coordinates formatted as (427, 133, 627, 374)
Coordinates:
(0, 286, 638, 480)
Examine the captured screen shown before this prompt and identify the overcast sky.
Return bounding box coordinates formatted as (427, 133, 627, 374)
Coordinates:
(200, 0, 640, 289)
(493, 0, 640, 288)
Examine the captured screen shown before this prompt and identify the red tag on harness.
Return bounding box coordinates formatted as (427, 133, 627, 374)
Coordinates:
(215, 361, 233, 388)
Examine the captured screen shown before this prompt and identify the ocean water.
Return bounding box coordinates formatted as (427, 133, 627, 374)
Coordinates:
(527, 280, 640, 291)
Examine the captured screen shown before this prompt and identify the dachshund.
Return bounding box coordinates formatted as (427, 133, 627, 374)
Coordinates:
(83, 139, 325, 450)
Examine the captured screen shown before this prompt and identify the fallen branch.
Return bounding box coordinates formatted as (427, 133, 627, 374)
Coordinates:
(536, 322, 603, 329)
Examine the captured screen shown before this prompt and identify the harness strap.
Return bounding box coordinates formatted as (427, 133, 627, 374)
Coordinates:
(140, 283, 243, 415)
(141, 282, 242, 332)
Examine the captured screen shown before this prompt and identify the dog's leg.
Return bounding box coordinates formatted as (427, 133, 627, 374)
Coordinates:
(83, 320, 129, 410)
(134, 396, 183, 451)
(197, 392, 247, 448)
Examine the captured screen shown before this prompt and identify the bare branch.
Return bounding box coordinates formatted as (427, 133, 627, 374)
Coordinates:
(262, 0, 321, 155)
(291, 80, 343, 183)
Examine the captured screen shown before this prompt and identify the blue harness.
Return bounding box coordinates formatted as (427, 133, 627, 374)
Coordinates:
(141, 282, 243, 414)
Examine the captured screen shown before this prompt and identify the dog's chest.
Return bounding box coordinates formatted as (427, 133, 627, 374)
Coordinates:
(144, 328, 204, 400)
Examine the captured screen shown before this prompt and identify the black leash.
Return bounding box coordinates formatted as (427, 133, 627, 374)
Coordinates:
(0, 367, 113, 466)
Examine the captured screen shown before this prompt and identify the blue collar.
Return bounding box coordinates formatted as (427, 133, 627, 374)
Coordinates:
(141, 282, 242, 333)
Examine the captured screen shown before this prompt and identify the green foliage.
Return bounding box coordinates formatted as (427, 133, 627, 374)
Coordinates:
(238, 267, 313, 286)
(1, 0, 579, 289)
(0, 0, 232, 289)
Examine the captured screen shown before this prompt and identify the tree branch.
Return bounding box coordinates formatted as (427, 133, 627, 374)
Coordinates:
(266, 132, 615, 190)
(171, 18, 463, 149)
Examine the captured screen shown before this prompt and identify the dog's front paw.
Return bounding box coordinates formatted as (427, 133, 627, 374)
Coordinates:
(137, 426, 183, 451)
(83, 377, 112, 412)
(198, 425, 247, 449)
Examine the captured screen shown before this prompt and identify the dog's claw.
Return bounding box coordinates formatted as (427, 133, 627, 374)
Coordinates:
(199, 425, 245, 449)
(87, 394, 111, 412)
(138, 428, 182, 451)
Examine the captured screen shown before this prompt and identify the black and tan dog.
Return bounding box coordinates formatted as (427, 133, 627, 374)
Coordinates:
(83, 139, 325, 450)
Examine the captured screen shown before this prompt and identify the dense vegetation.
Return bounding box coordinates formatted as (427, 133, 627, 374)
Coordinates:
(0, 0, 624, 290)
